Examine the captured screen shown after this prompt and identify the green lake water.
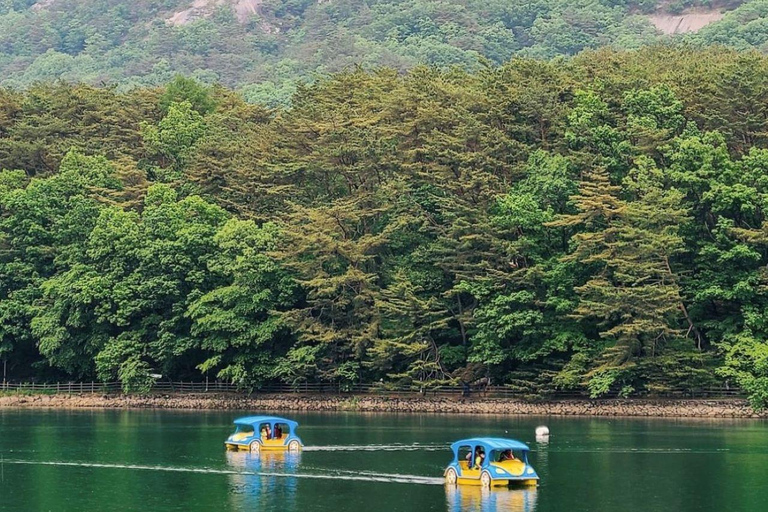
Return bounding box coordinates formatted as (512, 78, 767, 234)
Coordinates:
(0, 409, 765, 512)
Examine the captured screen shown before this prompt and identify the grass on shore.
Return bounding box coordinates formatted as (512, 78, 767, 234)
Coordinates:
(0, 389, 58, 397)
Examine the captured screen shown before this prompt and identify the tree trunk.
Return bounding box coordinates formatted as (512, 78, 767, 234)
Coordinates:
(664, 256, 707, 350)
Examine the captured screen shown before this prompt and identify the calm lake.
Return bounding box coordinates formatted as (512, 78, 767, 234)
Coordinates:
(0, 409, 765, 512)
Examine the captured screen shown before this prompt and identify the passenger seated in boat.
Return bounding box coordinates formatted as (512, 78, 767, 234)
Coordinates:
(261, 424, 272, 440)
(274, 424, 282, 439)
(473, 447, 485, 469)
(498, 449, 515, 462)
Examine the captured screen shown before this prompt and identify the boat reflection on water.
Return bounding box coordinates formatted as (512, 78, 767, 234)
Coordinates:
(226, 449, 301, 509)
(445, 484, 538, 512)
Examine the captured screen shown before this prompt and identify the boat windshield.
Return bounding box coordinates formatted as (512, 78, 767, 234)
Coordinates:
(233, 424, 255, 435)
(229, 424, 255, 442)
(491, 448, 526, 463)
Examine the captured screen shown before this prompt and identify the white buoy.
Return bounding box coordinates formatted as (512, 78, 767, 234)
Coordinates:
(535, 426, 550, 443)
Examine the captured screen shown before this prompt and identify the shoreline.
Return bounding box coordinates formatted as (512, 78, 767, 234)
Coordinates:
(1, 393, 765, 418)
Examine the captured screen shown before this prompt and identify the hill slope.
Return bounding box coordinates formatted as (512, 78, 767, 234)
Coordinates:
(0, 0, 756, 104)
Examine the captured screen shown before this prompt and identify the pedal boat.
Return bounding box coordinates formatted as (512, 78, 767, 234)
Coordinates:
(224, 415, 303, 452)
(444, 437, 538, 487)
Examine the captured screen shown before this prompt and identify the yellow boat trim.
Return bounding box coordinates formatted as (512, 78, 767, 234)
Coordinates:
(489, 460, 526, 476)
(225, 443, 298, 452)
(456, 477, 509, 486)
(230, 432, 251, 442)
(455, 478, 538, 487)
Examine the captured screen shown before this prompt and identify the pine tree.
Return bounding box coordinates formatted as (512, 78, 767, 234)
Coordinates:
(550, 164, 690, 395)
(371, 269, 451, 387)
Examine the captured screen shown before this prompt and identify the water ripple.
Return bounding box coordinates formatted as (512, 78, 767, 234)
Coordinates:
(304, 443, 448, 452)
(0, 459, 444, 485)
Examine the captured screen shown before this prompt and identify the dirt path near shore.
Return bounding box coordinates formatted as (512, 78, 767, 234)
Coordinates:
(1, 393, 764, 418)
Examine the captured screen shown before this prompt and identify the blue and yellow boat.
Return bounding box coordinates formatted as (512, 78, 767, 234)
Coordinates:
(444, 437, 539, 488)
(224, 415, 303, 452)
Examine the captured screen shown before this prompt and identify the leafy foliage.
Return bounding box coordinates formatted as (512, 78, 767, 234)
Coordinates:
(3, 47, 768, 409)
(0, 0, 758, 106)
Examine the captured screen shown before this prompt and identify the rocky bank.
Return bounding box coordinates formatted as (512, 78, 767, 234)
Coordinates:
(1, 393, 765, 418)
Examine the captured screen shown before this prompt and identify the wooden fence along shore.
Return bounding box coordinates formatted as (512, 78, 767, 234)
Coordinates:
(0, 380, 744, 399)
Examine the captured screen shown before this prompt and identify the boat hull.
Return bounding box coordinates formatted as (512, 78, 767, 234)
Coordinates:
(456, 477, 538, 487)
(225, 442, 300, 452)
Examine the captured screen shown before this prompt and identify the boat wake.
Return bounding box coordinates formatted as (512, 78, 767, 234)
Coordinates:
(548, 447, 731, 454)
(0, 459, 444, 485)
(304, 443, 447, 452)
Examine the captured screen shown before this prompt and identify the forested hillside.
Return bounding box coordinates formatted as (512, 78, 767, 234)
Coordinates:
(0, 0, 760, 105)
(3, 47, 768, 409)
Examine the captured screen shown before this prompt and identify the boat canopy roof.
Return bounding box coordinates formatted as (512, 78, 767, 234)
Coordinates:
(233, 416, 299, 430)
(450, 437, 530, 453)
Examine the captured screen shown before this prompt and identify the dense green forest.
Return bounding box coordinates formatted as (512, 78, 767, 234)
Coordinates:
(1, 0, 767, 105)
(3, 46, 768, 409)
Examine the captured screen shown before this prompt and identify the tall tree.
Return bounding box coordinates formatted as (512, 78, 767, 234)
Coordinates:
(549, 162, 691, 396)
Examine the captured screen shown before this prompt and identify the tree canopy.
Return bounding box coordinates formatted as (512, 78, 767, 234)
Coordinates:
(0, 1, 764, 105)
(2, 46, 768, 409)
